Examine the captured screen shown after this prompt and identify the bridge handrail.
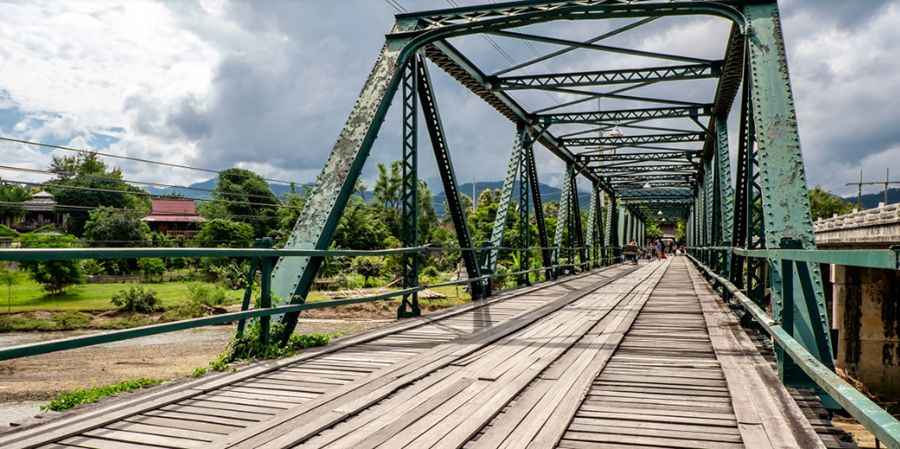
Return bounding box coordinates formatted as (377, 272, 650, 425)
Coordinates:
(690, 246, 900, 270)
(0, 244, 620, 362)
(688, 254, 900, 449)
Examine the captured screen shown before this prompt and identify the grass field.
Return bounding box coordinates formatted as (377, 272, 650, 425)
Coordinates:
(0, 271, 470, 315)
(0, 272, 243, 313)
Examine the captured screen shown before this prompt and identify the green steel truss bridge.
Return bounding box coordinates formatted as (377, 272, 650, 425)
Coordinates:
(2, 1, 900, 448)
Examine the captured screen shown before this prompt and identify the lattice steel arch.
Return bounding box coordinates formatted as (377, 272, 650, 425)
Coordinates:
(272, 0, 747, 338)
(271, 2, 833, 408)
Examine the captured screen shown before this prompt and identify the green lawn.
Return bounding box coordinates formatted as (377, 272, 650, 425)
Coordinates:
(0, 274, 243, 313)
(0, 273, 470, 314)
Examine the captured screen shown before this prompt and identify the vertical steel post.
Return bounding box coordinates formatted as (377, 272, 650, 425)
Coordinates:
(523, 139, 553, 280)
(487, 130, 523, 276)
(274, 40, 410, 342)
(570, 168, 586, 270)
(553, 166, 572, 272)
(716, 117, 734, 279)
(517, 124, 531, 285)
(415, 55, 483, 299)
(398, 56, 420, 319)
(587, 184, 598, 267)
(258, 238, 275, 346)
(745, 1, 835, 396)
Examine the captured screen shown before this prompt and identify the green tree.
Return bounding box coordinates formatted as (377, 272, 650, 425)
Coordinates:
(675, 219, 687, 243)
(0, 183, 30, 226)
(644, 219, 663, 240)
(83, 207, 151, 247)
(202, 168, 279, 238)
(194, 219, 254, 248)
(332, 197, 390, 250)
(46, 153, 148, 235)
(0, 264, 16, 313)
(808, 186, 853, 221)
(352, 256, 385, 287)
(371, 162, 439, 245)
(19, 233, 83, 294)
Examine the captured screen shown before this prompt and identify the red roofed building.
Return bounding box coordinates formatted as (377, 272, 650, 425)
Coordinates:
(142, 198, 204, 238)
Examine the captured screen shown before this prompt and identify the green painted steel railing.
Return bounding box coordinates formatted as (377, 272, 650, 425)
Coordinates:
(687, 251, 900, 449)
(0, 244, 622, 362)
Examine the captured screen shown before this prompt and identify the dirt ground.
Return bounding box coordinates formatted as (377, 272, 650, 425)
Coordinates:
(0, 317, 392, 426)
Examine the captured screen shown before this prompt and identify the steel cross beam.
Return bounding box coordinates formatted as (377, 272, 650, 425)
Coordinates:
(589, 163, 696, 173)
(576, 150, 699, 163)
(538, 105, 712, 124)
(564, 133, 705, 146)
(493, 62, 722, 90)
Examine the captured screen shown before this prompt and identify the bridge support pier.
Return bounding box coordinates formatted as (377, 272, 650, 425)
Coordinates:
(832, 264, 900, 398)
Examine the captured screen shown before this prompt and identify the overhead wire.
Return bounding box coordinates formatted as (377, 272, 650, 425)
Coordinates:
(0, 164, 291, 204)
(0, 136, 297, 186)
(1, 178, 300, 211)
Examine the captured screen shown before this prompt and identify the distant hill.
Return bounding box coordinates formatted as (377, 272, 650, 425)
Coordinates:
(146, 178, 304, 200)
(144, 178, 586, 215)
(842, 188, 900, 210)
(434, 181, 589, 215)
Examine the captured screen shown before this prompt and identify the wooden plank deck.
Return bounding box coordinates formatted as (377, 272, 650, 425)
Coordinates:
(0, 258, 852, 449)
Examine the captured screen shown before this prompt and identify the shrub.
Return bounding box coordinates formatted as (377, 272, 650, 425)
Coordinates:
(19, 233, 83, 294)
(138, 258, 166, 282)
(54, 311, 92, 330)
(187, 283, 227, 307)
(42, 378, 161, 412)
(83, 207, 150, 247)
(81, 259, 105, 276)
(221, 321, 331, 362)
(209, 261, 248, 289)
(110, 286, 160, 313)
(351, 256, 385, 287)
(0, 224, 18, 238)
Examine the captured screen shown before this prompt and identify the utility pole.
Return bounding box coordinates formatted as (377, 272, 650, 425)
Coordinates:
(845, 168, 900, 209)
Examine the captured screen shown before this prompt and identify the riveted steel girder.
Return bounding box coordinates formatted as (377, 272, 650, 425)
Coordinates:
(744, 2, 834, 387)
(538, 105, 712, 125)
(487, 132, 524, 274)
(392, 1, 745, 36)
(416, 55, 483, 298)
(493, 62, 721, 90)
(576, 150, 699, 163)
(564, 133, 705, 146)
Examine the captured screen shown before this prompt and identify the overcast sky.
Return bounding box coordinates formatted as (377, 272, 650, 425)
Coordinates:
(0, 0, 897, 197)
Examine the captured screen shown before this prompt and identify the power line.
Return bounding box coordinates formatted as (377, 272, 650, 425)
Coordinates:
(1, 178, 299, 211)
(383, 0, 407, 13)
(0, 164, 290, 204)
(0, 136, 297, 186)
(0, 200, 282, 223)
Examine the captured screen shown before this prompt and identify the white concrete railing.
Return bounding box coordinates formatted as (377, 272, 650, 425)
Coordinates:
(814, 203, 900, 246)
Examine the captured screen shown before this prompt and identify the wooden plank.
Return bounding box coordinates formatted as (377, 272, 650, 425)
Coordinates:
(0, 266, 629, 449)
(213, 267, 641, 449)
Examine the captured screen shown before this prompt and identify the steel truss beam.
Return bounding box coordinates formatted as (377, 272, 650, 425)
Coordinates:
(553, 165, 573, 268)
(416, 55, 483, 299)
(523, 132, 553, 280)
(493, 63, 722, 90)
(592, 163, 696, 174)
(487, 132, 524, 274)
(744, 2, 834, 392)
(398, 56, 420, 318)
(564, 133, 705, 146)
(538, 105, 712, 124)
(576, 150, 699, 163)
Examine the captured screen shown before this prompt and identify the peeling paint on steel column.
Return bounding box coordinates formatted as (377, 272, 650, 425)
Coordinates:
(745, 2, 835, 380)
(272, 40, 408, 335)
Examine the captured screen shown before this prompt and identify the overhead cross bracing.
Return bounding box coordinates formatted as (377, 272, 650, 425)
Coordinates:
(257, 3, 862, 442)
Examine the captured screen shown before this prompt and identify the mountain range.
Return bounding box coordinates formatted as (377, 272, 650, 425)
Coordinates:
(144, 177, 592, 214)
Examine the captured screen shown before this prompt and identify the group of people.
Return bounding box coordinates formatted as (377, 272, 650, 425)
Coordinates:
(622, 239, 685, 264)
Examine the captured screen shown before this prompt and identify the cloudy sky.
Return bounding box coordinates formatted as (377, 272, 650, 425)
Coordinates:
(0, 0, 897, 197)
